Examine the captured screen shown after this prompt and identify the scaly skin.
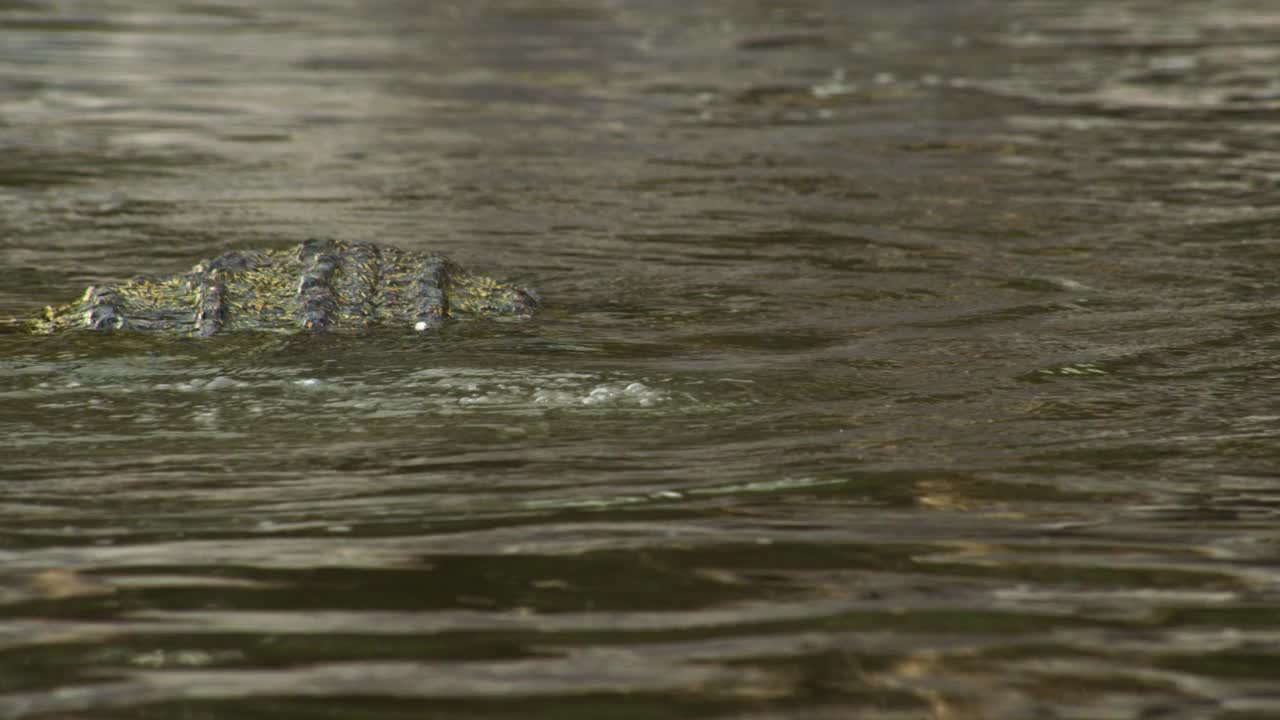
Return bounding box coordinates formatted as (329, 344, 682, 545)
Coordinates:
(29, 239, 538, 335)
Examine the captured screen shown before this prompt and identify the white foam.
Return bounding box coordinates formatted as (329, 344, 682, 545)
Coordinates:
(534, 381, 665, 408)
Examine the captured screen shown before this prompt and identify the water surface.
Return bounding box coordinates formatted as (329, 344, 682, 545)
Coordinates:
(3, 1, 1280, 717)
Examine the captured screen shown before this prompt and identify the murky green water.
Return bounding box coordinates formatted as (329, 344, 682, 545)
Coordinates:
(3, 1, 1280, 717)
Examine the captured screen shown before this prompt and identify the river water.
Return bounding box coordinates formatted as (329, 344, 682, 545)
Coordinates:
(2, 1, 1280, 718)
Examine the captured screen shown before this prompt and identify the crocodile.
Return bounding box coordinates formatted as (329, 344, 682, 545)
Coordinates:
(29, 238, 538, 335)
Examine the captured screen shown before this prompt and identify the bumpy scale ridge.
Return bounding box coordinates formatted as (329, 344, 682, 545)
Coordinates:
(30, 240, 538, 335)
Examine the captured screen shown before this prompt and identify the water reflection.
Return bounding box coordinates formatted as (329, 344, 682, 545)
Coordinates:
(4, 0, 1280, 718)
